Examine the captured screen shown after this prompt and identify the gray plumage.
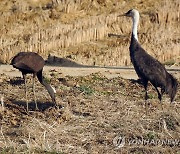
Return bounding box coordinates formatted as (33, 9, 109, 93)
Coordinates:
(122, 9, 178, 102)
(11, 52, 56, 111)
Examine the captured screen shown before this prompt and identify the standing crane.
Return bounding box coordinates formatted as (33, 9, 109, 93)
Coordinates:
(119, 9, 178, 102)
(11, 52, 56, 111)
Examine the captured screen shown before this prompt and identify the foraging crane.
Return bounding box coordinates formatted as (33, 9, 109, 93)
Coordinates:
(119, 9, 178, 102)
(11, 52, 56, 111)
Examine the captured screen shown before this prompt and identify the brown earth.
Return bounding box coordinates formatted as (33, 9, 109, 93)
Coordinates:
(0, 64, 180, 153)
(0, 0, 179, 66)
(0, 0, 180, 153)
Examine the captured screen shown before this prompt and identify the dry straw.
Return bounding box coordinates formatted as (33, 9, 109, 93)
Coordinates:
(0, 0, 179, 66)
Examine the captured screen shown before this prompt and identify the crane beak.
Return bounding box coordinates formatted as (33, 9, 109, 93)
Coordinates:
(117, 14, 125, 17)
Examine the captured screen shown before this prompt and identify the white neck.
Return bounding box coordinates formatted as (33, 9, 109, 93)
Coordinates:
(132, 12, 139, 41)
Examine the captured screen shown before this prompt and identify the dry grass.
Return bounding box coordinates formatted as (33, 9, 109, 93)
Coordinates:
(0, 0, 180, 153)
(0, 0, 179, 66)
(0, 71, 179, 153)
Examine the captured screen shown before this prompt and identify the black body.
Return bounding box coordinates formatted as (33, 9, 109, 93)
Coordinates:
(130, 34, 178, 102)
(11, 52, 45, 77)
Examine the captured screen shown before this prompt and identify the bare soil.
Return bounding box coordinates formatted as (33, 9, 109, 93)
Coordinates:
(0, 64, 180, 153)
(0, 0, 179, 66)
(0, 0, 179, 153)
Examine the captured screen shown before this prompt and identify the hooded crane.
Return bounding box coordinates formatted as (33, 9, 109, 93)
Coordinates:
(119, 9, 178, 102)
(11, 52, 56, 111)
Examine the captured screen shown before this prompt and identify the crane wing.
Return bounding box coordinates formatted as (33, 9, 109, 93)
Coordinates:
(13, 62, 33, 72)
(133, 45, 167, 86)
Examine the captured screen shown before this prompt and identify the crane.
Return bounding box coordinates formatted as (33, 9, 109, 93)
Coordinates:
(119, 9, 178, 102)
(11, 52, 56, 111)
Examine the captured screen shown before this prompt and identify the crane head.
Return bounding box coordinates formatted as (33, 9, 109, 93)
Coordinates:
(118, 9, 139, 18)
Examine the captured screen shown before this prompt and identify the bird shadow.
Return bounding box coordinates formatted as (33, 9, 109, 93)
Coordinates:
(129, 78, 144, 85)
(9, 99, 56, 112)
(8, 77, 24, 85)
(44, 54, 135, 71)
(45, 55, 90, 68)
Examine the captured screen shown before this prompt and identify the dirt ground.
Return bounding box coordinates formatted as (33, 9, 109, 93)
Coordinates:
(0, 0, 179, 153)
(0, 64, 180, 153)
(1, 64, 180, 79)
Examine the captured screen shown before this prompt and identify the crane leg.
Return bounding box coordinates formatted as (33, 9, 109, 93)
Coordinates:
(143, 80, 148, 100)
(143, 80, 149, 114)
(23, 74, 28, 112)
(161, 88, 165, 97)
(154, 87, 162, 102)
(33, 74, 38, 110)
